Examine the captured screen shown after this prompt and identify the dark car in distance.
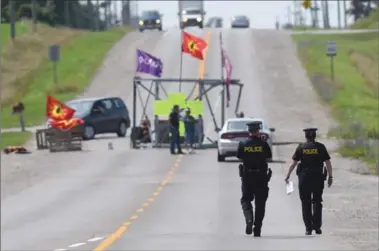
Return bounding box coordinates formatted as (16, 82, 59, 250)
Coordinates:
(231, 15, 250, 28)
(63, 97, 131, 140)
(139, 10, 162, 32)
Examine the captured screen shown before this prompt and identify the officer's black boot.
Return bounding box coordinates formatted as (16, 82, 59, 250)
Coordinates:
(241, 200, 254, 235)
(253, 227, 261, 237)
(312, 203, 323, 235)
(245, 220, 253, 235)
(301, 201, 313, 235)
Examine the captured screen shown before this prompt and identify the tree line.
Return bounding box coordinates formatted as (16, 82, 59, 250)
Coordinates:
(1, 0, 131, 30)
(349, 0, 378, 21)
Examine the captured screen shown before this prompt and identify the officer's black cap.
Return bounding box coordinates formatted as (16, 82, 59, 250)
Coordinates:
(303, 128, 318, 132)
(247, 121, 262, 131)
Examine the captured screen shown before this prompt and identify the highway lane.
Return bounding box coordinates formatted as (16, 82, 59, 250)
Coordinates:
(88, 30, 354, 250)
(0, 29, 198, 251)
(2, 27, 369, 251)
(92, 28, 355, 250)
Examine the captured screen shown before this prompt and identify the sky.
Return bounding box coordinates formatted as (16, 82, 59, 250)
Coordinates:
(134, 1, 355, 29)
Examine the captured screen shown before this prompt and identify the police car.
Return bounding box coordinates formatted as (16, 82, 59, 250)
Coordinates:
(217, 118, 275, 162)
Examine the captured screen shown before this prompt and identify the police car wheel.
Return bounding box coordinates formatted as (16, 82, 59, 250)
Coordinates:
(217, 152, 225, 162)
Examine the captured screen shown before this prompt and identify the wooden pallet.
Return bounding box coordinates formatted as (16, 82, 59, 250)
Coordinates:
(36, 125, 84, 152)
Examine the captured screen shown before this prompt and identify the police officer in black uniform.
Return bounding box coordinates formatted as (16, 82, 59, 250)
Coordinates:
(285, 128, 333, 235)
(237, 121, 272, 237)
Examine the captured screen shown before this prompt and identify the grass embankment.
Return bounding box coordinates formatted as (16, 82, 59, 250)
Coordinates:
(293, 32, 379, 173)
(1, 22, 28, 45)
(1, 22, 131, 129)
(1, 21, 131, 147)
(291, 26, 320, 31)
(0, 132, 33, 150)
(350, 8, 379, 29)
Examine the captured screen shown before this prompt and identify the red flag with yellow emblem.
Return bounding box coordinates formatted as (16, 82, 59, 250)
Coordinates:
(182, 31, 208, 60)
(49, 118, 84, 130)
(46, 95, 75, 121)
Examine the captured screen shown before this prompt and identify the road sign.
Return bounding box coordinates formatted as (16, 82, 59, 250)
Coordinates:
(326, 41, 337, 56)
(49, 44, 60, 62)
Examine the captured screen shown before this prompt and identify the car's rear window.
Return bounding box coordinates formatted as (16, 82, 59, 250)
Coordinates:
(227, 120, 263, 131)
(235, 16, 248, 21)
(67, 100, 94, 115)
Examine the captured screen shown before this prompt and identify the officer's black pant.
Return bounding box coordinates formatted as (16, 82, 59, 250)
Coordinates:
(298, 173, 324, 230)
(240, 176, 269, 230)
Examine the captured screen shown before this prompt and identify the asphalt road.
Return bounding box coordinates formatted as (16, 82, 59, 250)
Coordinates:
(1, 28, 377, 251)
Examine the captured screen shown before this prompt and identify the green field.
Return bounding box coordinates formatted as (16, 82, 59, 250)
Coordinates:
(293, 32, 378, 170)
(0, 131, 33, 149)
(1, 22, 28, 45)
(1, 25, 131, 128)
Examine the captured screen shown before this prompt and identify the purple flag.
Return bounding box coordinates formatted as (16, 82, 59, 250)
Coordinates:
(136, 49, 163, 77)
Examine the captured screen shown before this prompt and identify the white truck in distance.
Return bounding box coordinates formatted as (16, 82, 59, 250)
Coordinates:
(178, 0, 206, 29)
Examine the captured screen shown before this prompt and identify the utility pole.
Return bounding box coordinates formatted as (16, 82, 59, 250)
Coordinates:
(104, 1, 109, 29)
(31, 0, 37, 32)
(287, 6, 292, 24)
(64, 1, 71, 28)
(343, 0, 347, 28)
(337, 0, 341, 29)
(321, 0, 330, 29)
(325, 0, 330, 29)
(95, 0, 100, 31)
(293, 1, 298, 26)
(9, 0, 16, 40)
(114, 1, 118, 26)
(311, 0, 320, 28)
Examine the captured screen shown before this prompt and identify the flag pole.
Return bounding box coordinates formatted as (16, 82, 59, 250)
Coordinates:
(179, 29, 183, 92)
(220, 32, 225, 125)
(133, 49, 138, 130)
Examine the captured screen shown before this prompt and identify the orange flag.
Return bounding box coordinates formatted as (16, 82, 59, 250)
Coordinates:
(50, 118, 84, 130)
(46, 95, 75, 121)
(182, 31, 208, 60)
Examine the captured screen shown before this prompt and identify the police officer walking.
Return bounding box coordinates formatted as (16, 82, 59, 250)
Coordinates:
(237, 121, 272, 237)
(285, 128, 333, 235)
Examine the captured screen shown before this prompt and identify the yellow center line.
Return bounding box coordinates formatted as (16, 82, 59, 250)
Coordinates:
(94, 226, 128, 251)
(130, 215, 138, 220)
(194, 31, 212, 98)
(94, 31, 211, 251)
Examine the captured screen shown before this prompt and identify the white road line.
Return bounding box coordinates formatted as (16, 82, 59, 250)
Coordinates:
(67, 242, 86, 248)
(87, 236, 106, 242)
(53, 235, 109, 251)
